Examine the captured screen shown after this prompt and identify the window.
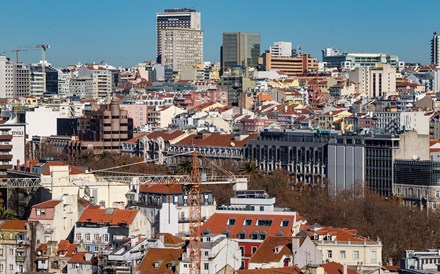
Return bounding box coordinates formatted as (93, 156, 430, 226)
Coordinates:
(103, 234, 109, 242)
(371, 250, 377, 264)
(327, 250, 332, 259)
(256, 219, 272, 226)
(280, 220, 289, 227)
(436, 191, 440, 198)
(9, 249, 13, 256)
(433, 202, 437, 209)
(340, 250, 346, 259)
(85, 233, 91, 241)
(353, 251, 359, 259)
(0, 248, 3, 256)
(76, 233, 82, 241)
(0, 264, 3, 271)
(153, 262, 159, 268)
(252, 246, 257, 254)
(243, 219, 252, 226)
(204, 251, 208, 256)
(260, 206, 264, 211)
(240, 246, 244, 256)
(9, 264, 13, 271)
(94, 234, 100, 241)
(227, 218, 236, 226)
(204, 263, 209, 270)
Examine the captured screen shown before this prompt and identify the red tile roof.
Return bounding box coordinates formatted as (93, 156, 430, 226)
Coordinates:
(237, 266, 301, 274)
(137, 248, 183, 274)
(40, 162, 86, 176)
(68, 252, 95, 264)
(321, 261, 358, 274)
(146, 129, 185, 141)
(0, 220, 27, 231)
(249, 236, 293, 264)
(32, 200, 62, 208)
(302, 226, 376, 244)
(78, 208, 138, 226)
(157, 233, 185, 247)
(58, 240, 77, 257)
(201, 212, 300, 240)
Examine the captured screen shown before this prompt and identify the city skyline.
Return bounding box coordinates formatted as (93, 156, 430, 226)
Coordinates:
(2, 0, 440, 67)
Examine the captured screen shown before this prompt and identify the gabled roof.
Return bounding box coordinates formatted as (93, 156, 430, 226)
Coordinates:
(137, 248, 183, 274)
(302, 226, 377, 244)
(0, 220, 27, 231)
(146, 129, 185, 141)
(157, 233, 185, 247)
(321, 261, 358, 274)
(58, 240, 77, 257)
(68, 252, 95, 264)
(32, 200, 62, 209)
(78, 208, 138, 226)
(249, 236, 293, 264)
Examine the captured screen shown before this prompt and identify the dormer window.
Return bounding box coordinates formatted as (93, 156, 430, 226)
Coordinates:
(36, 209, 45, 216)
(153, 261, 160, 268)
(227, 218, 236, 226)
(280, 220, 289, 227)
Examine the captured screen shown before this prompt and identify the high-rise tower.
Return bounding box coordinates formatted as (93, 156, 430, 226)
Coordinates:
(221, 32, 261, 73)
(156, 8, 201, 63)
(432, 31, 440, 67)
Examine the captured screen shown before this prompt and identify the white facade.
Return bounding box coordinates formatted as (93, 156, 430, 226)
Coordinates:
(159, 203, 178, 235)
(348, 64, 397, 98)
(400, 111, 430, 135)
(1, 123, 25, 168)
(0, 56, 6, 98)
(69, 77, 93, 98)
(25, 107, 62, 140)
(270, 41, 292, 57)
(3, 62, 31, 98)
(30, 70, 44, 97)
(180, 234, 241, 274)
(432, 33, 440, 67)
(78, 67, 113, 98)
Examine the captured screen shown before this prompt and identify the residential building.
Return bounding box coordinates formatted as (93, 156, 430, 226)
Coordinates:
(269, 41, 292, 57)
(218, 70, 256, 106)
(201, 190, 305, 269)
(179, 234, 242, 273)
(221, 32, 261, 72)
(322, 48, 399, 70)
(400, 249, 440, 274)
(28, 195, 90, 243)
(161, 28, 203, 73)
(248, 236, 322, 270)
(299, 224, 382, 273)
(78, 66, 114, 98)
(156, 8, 201, 63)
(0, 220, 44, 273)
(30, 69, 44, 97)
(127, 184, 216, 236)
(74, 207, 151, 252)
(25, 106, 62, 141)
(348, 64, 397, 98)
(66, 252, 97, 274)
(432, 32, 440, 67)
(119, 102, 149, 129)
(137, 247, 183, 273)
(146, 105, 185, 130)
(31, 64, 59, 96)
(35, 240, 79, 273)
(68, 77, 93, 99)
(259, 52, 318, 77)
(2, 61, 31, 98)
(0, 124, 15, 173)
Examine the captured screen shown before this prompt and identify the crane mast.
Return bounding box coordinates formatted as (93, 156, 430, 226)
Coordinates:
(189, 151, 202, 274)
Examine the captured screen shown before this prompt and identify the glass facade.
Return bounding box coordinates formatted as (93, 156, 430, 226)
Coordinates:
(222, 32, 260, 70)
(394, 160, 440, 186)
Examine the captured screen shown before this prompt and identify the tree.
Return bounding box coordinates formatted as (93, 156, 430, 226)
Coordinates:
(176, 159, 193, 175)
(239, 161, 259, 176)
(0, 207, 17, 220)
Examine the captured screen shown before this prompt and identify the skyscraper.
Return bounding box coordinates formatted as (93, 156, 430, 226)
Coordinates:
(221, 32, 261, 73)
(432, 31, 440, 67)
(156, 8, 201, 63)
(161, 28, 203, 73)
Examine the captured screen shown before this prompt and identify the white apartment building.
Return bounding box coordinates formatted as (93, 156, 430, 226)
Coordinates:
(78, 66, 113, 98)
(25, 106, 62, 140)
(270, 41, 292, 57)
(0, 61, 31, 98)
(348, 64, 397, 98)
(30, 70, 44, 97)
(161, 28, 203, 73)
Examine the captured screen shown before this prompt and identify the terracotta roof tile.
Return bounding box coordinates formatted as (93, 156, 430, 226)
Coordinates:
(157, 233, 185, 247)
(201, 212, 299, 240)
(321, 261, 358, 274)
(78, 208, 138, 226)
(0, 220, 27, 231)
(32, 200, 62, 209)
(68, 252, 95, 264)
(249, 236, 292, 264)
(237, 266, 301, 274)
(146, 129, 185, 141)
(138, 248, 183, 274)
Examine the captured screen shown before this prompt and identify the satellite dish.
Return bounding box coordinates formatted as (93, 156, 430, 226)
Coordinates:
(84, 186, 91, 197)
(230, 142, 235, 147)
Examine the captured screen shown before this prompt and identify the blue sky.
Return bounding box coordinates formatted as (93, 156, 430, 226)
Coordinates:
(1, 0, 439, 67)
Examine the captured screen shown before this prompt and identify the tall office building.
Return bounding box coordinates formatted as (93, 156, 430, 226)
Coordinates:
(221, 32, 261, 73)
(432, 32, 440, 67)
(156, 8, 201, 63)
(161, 28, 203, 73)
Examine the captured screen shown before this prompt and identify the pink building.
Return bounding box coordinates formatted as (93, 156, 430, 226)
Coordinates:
(119, 103, 149, 128)
(205, 89, 228, 105)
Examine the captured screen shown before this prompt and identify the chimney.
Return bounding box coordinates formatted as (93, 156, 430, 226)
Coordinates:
(343, 264, 347, 274)
(388, 258, 393, 266)
(130, 236, 137, 247)
(159, 234, 165, 245)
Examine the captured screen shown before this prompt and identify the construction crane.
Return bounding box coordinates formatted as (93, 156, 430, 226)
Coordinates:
(10, 48, 38, 62)
(35, 44, 50, 94)
(0, 151, 247, 274)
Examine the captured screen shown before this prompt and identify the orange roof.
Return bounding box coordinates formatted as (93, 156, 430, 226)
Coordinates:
(302, 226, 376, 244)
(237, 266, 301, 274)
(58, 240, 77, 257)
(321, 261, 358, 274)
(201, 212, 299, 240)
(78, 208, 138, 226)
(40, 162, 86, 176)
(139, 184, 211, 194)
(146, 129, 185, 141)
(138, 248, 183, 274)
(157, 233, 185, 247)
(0, 220, 27, 231)
(249, 236, 293, 264)
(32, 200, 62, 208)
(68, 252, 95, 264)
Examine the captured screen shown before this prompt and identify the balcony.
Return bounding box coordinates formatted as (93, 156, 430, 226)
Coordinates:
(0, 135, 12, 141)
(0, 145, 12, 151)
(0, 155, 13, 161)
(44, 228, 54, 234)
(16, 255, 26, 262)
